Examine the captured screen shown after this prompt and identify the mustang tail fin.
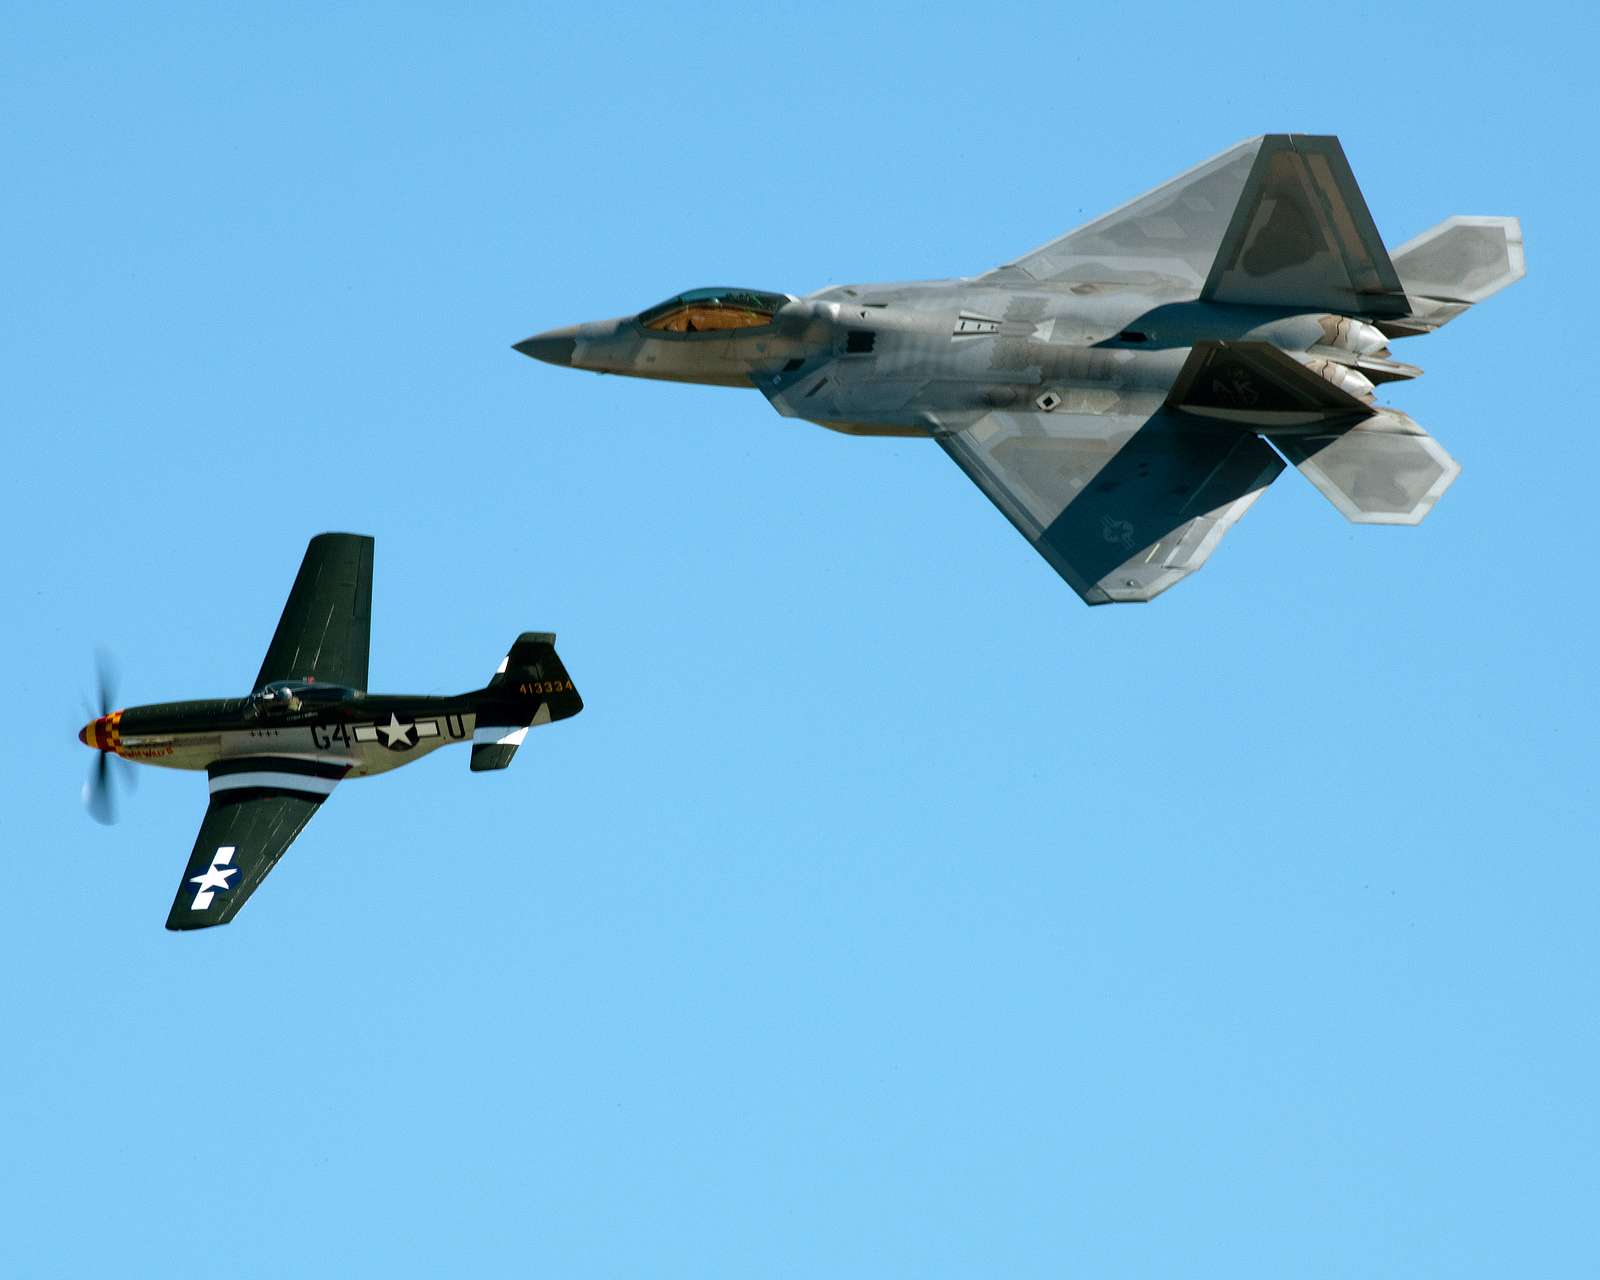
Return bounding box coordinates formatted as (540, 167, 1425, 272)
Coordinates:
(470, 632, 582, 772)
(1383, 216, 1526, 334)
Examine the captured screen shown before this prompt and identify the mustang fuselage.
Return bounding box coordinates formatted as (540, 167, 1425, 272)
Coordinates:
(79, 684, 513, 781)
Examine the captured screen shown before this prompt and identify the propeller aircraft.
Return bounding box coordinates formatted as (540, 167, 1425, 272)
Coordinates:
(78, 533, 583, 930)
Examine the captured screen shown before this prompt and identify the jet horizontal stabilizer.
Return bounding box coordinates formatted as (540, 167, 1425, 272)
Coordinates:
(1264, 409, 1459, 525)
(1382, 216, 1526, 335)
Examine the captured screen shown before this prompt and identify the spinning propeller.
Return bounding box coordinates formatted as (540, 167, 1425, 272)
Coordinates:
(80, 653, 134, 825)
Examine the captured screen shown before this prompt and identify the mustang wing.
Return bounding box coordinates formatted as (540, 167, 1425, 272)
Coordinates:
(938, 405, 1283, 605)
(254, 533, 374, 693)
(987, 134, 1407, 315)
(164, 758, 349, 930)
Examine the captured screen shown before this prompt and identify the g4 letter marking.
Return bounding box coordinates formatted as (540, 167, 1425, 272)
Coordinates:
(312, 722, 353, 751)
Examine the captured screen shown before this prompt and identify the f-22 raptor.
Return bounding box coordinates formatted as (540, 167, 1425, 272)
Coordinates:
(518, 135, 1523, 604)
(79, 534, 583, 929)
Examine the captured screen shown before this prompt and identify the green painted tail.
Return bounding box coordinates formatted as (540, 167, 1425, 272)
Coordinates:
(470, 632, 583, 771)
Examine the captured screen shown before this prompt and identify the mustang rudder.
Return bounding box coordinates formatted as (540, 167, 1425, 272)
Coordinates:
(470, 632, 583, 771)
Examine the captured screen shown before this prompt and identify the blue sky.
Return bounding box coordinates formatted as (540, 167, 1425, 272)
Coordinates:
(3, 3, 1595, 1275)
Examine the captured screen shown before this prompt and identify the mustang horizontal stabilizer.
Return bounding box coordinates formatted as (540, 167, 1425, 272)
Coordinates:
(254, 533, 374, 693)
(1264, 409, 1459, 525)
(1168, 340, 1374, 425)
(471, 632, 583, 771)
(1385, 216, 1526, 334)
(940, 407, 1283, 604)
(165, 785, 337, 930)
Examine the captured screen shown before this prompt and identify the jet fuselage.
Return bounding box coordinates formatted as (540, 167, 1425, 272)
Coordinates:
(519, 282, 1410, 437)
(512, 136, 1522, 605)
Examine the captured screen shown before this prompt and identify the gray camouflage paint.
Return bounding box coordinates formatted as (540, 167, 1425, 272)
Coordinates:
(518, 135, 1524, 604)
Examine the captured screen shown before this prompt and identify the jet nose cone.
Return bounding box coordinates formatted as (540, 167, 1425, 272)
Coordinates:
(513, 326, 579, 366)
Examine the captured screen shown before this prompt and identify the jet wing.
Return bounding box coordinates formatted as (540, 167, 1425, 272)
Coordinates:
(165, 758, 349, 930)
(253, 533, 374, 693)
(938, 405, 1283, 604)
(986, 134, 1408, 315)
(985, 136, 1265, 289)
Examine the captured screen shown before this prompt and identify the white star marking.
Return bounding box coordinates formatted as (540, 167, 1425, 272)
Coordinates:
(190, 845, 239, 911)
(191, 863, 238, 894)
(377, 713, 415, 747)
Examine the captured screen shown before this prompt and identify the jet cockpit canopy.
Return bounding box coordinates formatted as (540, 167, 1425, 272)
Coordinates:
(637, 287, 792, 334)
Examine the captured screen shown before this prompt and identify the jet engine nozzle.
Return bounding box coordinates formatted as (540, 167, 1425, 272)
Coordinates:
(1299, 357, 1376, 401)
(1319, 316, 1390, 357)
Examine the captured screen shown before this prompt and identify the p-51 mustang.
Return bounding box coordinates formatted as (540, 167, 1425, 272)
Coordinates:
(78, 533, 583, 930)
(518, 134, 1524, 604)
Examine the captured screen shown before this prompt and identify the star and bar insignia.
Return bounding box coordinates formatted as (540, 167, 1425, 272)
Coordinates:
(352, 715, 440, 751)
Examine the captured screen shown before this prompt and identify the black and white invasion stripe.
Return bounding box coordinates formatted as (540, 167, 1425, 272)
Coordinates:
(208, 755, 350, 798)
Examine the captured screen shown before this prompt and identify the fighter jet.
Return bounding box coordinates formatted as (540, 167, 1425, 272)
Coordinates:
(79, 533, 583, 930)
(517, 134, 1523, 604)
